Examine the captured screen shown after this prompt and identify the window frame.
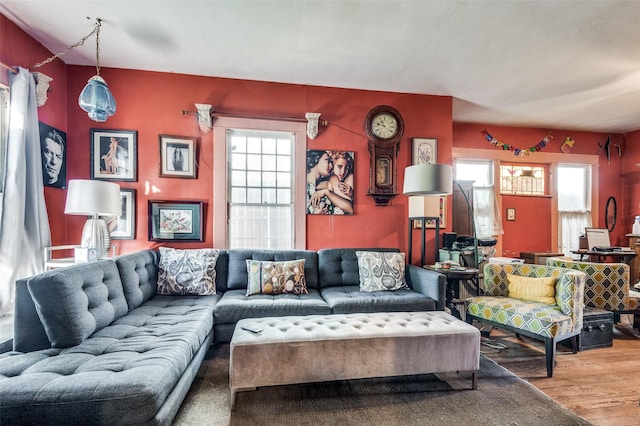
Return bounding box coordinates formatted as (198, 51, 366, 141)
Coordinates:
(213, 116, 307, 249)
(0, 84, 8, 193)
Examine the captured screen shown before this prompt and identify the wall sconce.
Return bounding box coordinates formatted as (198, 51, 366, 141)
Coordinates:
(195, 103, 213, 133)
(305, 112, 322, 139)
(31, 72, 52, 107)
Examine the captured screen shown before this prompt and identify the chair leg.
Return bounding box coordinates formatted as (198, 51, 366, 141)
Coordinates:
(544, 338, 555, 378)
(570, 335, 578, 354)
(634, 314, 640, 332)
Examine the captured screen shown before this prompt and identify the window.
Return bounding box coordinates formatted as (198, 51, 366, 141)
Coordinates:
(228, 130, 294, 249)
(500, 164, 546, 195)
(0, 85, 8, 193)
(557, 164, 592, 256)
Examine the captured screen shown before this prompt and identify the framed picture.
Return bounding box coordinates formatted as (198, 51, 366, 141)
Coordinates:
(109, 189, 136, 240)
(39, 122, 66, 189)
(149, 200, 204, 241)
(90, 129, 137, 181)
(306, 150, 354, 215)
(413, 196, 447, 229)
(159, 134, 197, 178)
(412, 138, 438, 165)
(506, 208, 516, 221)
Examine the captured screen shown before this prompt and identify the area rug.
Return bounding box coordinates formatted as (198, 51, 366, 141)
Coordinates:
(174, 344, 591, 426)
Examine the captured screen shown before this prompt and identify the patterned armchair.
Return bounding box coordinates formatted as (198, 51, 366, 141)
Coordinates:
(546, 258, 640, 331)
(466, 263, 586, 377)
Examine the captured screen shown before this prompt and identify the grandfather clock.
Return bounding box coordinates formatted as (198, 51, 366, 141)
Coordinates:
(364, 105, 404, 206)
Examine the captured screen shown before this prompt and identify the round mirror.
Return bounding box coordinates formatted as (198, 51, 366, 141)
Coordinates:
(605, 196, 617, 232)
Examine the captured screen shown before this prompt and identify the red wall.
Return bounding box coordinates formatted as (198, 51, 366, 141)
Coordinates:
(64, 66, 453, 259)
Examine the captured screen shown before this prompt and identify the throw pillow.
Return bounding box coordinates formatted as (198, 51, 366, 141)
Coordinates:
(157, 247, 219, 295)
(246, 259, 308, 296)
(356, 251, 408, 292)
(507, 274, 556, 305)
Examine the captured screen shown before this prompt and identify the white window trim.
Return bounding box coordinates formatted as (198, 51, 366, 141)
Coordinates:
(213, 117, 307, 249)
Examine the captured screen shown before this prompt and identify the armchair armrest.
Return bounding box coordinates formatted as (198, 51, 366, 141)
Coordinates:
(556, 270, 586, 329)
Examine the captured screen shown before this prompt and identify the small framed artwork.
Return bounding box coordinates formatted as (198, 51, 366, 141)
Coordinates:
(109, 189, 136, 240)
(90, 129, 137, 181)
(506, 208, 516, 221)
(149, 200, 204, 241)
(159, 134, 197, 178)
(413, 196, 447, 229)
(412, 138, 437, 165)
(39, 122, 67, 189)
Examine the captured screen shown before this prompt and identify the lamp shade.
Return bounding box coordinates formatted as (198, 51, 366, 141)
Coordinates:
(65, 179, 120, 216)
(78, 75, 116, 122)
(403, 163, 453, 195)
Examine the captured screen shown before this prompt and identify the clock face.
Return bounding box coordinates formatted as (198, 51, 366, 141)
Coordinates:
(371, 112, 398, 139)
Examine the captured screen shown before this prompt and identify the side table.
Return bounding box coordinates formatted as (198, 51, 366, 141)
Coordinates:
(426, 266, 479, 319)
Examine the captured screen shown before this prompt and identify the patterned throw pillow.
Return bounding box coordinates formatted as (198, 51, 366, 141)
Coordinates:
(157, 247, 219, 295)
(246, 259, 308, 296)
(507, 273, 556, 305)
(356, 251, 409, 292)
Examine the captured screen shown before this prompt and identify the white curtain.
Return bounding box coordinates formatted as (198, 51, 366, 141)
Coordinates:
(559, 211, 591, 257)
(474, 185, 503, 238)
(0, 67, 51, 315)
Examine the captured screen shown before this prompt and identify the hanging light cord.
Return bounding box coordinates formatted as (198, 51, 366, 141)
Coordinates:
(32, 18, 102, 71)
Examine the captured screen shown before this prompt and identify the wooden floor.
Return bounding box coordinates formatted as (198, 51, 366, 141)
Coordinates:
(480, 315, 640, 426)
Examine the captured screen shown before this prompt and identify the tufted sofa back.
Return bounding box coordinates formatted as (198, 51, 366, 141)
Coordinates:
(317, 248, 400, 288)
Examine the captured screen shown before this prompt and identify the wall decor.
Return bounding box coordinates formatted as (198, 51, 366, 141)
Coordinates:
(306, 150, 354, 215)
(506, 208, 516, 221)
(159, 134, 197, 178)
(412, 138, 437, 165)
(109, 188, 136, 240)
(39, 122, 66, 189)
(90, 129, 137, 181)
(149, 200, 204, 241)
(413, 196, 447, 229)
(481, 128, 553, 157)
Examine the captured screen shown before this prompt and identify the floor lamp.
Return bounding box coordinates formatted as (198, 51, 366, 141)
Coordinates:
(403, 164, 453, 267)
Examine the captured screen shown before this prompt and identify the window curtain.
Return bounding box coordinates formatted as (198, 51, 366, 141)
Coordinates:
(474, 185, 503, 238)
(559, 211, 591, 257)
(0, 67, 51, 315)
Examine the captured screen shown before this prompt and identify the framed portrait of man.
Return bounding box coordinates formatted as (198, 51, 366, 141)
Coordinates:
(39, 122, 66, 189)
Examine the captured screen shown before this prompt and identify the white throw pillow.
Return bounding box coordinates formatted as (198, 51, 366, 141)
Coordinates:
(356, 251, 409, 292)
(157, 247, 219, 295)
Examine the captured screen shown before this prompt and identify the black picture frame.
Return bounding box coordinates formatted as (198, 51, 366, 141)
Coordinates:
(39, 122, 66, 189)
(159, 134, 197, 178)
(109, 188, 136, 240)
(148, 200, 204, 241)
(90, 129, 138, 181)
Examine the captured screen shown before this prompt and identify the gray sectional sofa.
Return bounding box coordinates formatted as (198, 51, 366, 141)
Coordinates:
(0, 247, 445, 425)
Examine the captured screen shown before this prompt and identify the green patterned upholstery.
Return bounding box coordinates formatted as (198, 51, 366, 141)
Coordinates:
(545, 258, 640, 312)
(466, 263, 586, 377)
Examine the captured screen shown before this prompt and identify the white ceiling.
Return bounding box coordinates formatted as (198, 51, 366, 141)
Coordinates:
(3, 0, 640, 133)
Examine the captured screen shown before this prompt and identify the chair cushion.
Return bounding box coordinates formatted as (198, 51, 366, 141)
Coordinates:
(27, 261, 128, 348)
(467, 296, 574, 338)
(320, 285, 436, 314)
(507, 274, 556, 305)
(115, 249, 159, 310)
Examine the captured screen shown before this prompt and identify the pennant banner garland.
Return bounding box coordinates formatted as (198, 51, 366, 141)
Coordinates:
(481, 129, 553, 156)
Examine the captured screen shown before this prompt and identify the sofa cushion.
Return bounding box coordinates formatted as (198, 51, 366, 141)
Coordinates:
(213, 289, 330, 323)
(226, 250, 319, 290)
(320, 286, 436, 314)
(157, 247, 219, 295)
(246, 259, 308, 296)
(507, 274, 556, 305)
(318, 248, 400, 288)
(27, 260, 128, 348)
(115, 249, 159, 310)
(356, 251, 408, 292)
(0, 295, 217, 425)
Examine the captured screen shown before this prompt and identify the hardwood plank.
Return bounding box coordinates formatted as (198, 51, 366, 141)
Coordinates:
(480, 316, 640, 426)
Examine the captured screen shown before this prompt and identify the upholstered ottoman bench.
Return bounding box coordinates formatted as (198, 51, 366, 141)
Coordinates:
(229, 311, 480, 409)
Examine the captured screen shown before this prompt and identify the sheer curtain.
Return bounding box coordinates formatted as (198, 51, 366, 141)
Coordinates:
(474, 185, 503, 238)
(559, 211, 591, 257)
(0, 67, 51, 315)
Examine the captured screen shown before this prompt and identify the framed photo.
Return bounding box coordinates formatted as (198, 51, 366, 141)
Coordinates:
(90, 129, 137, 181)
(413, 196, 447, 229)
(159, 134, 197, 178)
(109, 189, 136, 240)
(39, 122, 66, 189)
(149, 200, 204, 241)
(412, 138, 437, 165)
(306, 150, 354, 215)
(506, 208, 516, 221)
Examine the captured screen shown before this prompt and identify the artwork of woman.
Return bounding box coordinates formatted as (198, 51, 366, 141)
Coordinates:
(306, 150, 354, 215)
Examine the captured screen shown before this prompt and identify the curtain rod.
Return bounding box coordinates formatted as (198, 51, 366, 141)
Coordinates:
(0, 61, 18, 74)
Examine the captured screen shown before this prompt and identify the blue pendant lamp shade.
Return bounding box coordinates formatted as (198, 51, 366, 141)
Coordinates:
(78, 75, 116, 122)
